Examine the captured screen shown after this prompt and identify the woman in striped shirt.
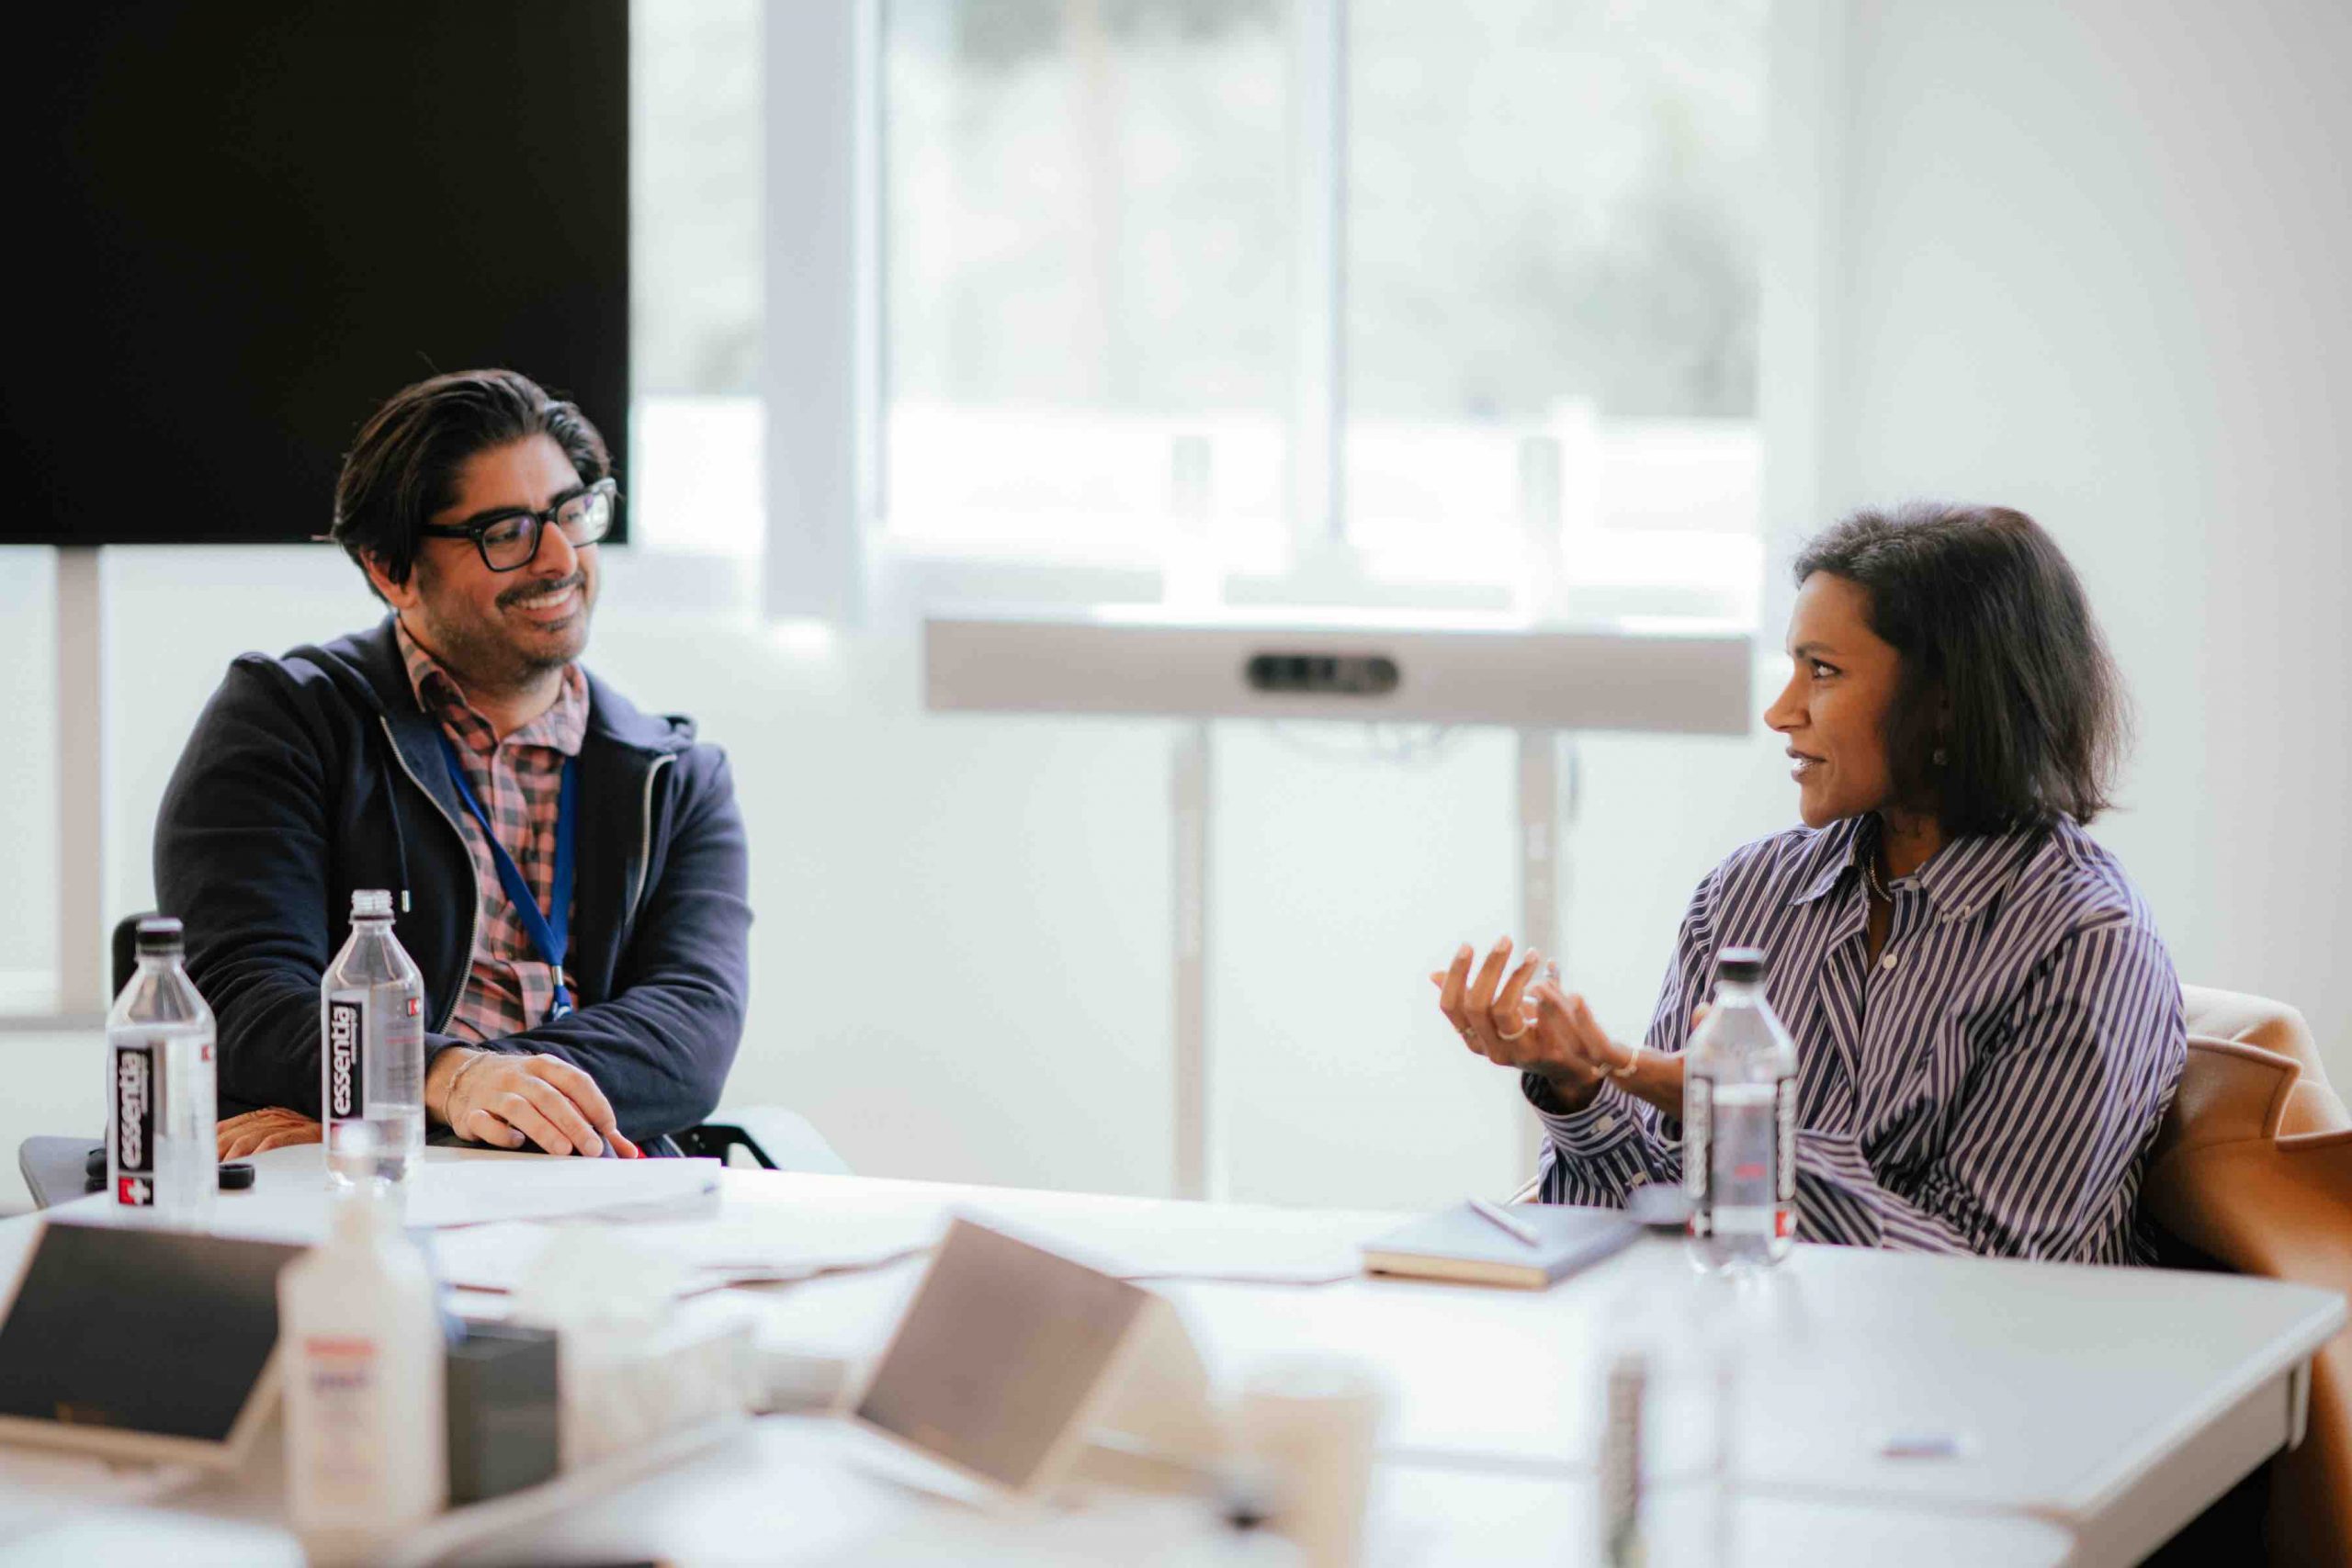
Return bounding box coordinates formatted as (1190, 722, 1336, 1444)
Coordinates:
(1434, 503, 2185, 1264)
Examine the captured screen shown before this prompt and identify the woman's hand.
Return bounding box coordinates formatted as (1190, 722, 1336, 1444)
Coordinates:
(434, 1049, 641, 1157)
(1517, 983, 1695, 1119)
(1430, 937, 1609, 1112)
(218, 1107, 322, 1160)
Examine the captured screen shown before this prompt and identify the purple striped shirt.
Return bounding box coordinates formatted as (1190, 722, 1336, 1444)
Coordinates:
(1532, 813, 2185, 1265)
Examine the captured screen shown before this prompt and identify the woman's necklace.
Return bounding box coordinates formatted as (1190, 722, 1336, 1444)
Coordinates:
(1863, 829, 1894, 904)
(1861, 831, 1895, 979)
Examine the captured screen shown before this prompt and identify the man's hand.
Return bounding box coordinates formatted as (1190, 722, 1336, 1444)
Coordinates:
(1430, 936, 1610, 1112)
(433, 1049, 641, 1157)
(219, 1107, 322, 1160)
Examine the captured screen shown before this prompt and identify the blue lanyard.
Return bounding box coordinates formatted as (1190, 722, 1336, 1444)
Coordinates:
(438, 737, 578, 1019)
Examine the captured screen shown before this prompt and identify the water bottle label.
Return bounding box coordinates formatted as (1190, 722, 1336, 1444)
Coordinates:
(386, 995, 423, 1072)
(326, 996, 367, 1120)
(1682, 1077, 1713, 1236)
(111, 1043, 158, 1206)
(300, 1335, 389, 1504)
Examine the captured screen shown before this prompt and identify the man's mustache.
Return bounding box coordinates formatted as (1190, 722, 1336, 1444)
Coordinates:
(498, 572, 587, 610)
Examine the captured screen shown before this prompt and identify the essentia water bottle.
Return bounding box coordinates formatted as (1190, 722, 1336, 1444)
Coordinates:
(321, 890, 426, 1187)
(1683, 947, 1798, 1272)
(105, 916, 218, 1225)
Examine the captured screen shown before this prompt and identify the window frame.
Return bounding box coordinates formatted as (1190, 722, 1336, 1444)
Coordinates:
(759, 0, 1779, 626)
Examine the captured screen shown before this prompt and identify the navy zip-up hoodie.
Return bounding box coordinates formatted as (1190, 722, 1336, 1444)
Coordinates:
(154, 617, 752, 1140)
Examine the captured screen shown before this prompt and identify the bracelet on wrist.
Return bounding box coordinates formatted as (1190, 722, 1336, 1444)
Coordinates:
(443, 1047, 494, 1108)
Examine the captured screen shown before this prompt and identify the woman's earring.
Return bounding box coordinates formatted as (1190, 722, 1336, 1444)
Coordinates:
(1932, 747, 1949, 767)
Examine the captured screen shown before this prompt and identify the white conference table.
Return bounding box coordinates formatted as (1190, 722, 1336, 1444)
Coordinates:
(0, 1149, 2340, 1566)
(12, 1416, 2081, 1567)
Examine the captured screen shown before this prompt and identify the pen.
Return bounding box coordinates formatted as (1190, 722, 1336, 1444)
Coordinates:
(1467, 1196, 1543, 1248)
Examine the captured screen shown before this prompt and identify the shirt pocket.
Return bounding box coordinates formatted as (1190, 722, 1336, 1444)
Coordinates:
(1873, 998, 2003, 1177)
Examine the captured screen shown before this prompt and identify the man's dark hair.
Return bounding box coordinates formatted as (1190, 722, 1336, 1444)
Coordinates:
(331, 369, 613, 601)
(1792, 502, 2129, 837)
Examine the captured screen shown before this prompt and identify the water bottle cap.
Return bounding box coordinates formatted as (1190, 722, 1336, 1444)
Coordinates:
(349, 888, 395, 920)
(1715, 947, 1767, 985)
(134, 916, 185, 955)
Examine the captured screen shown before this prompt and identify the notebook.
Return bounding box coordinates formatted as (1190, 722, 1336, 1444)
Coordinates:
(1361, 1201, 1639, 1290)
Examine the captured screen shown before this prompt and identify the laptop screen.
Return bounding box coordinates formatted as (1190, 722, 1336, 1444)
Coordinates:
(0, 1222, 300, 1442)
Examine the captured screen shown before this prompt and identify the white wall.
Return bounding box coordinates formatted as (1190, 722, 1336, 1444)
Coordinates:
(2, 534, 1784, 1212)
(1826, 0, 2352, 1084)
(7, 0, 2349, 1208)
(0, 551, 58, 999)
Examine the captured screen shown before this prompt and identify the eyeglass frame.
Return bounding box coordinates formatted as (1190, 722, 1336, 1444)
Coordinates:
(413, 477, 620, 572)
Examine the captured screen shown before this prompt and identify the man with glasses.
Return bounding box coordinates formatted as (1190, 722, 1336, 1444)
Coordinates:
(155, 369, 752, 1159)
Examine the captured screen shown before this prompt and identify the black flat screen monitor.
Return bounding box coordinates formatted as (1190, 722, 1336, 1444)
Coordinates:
(3, 3, 629, 547)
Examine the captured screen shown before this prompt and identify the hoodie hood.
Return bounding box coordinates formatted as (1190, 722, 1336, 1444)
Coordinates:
(279, 615, 695, 919)
(289, 615, 699, 755)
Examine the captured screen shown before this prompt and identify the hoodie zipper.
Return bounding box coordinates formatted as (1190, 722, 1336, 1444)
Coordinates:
(379, 715, 481, 1034)
(632, 754, 674, 919)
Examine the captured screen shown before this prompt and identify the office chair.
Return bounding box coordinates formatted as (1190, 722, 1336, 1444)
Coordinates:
(2143, 985, 2352, 1568)
(17, 916, 847, 1208)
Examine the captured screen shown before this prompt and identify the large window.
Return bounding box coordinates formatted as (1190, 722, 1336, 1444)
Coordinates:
(884, 1, 1294, 554)
(1345, 0, 1763, 602)
(876, 0, 1763, 610)
(630, 0, 763, 558)
(641, 0, 1767, 615)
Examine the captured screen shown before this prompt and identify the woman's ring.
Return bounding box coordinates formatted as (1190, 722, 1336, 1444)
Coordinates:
(1495, 1021, 1530, 1042)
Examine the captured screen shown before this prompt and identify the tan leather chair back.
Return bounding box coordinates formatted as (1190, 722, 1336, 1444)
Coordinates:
(2147, 988, 2352, 1568)
(2180, 985, 2351, 1136)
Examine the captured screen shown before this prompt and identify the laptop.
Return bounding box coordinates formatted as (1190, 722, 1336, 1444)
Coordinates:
(0, 1219, 301, 1466)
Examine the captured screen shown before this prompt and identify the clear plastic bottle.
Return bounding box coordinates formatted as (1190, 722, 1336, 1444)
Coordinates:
(321, 889, 426, 1187)
(1683, 946, 1798, 1273)
(279, 1125, 447, 1562)
(1598, 1279, 1742, 1568)
(1597, 1348, 1648, 1567)
(104, 916, 217, 1226)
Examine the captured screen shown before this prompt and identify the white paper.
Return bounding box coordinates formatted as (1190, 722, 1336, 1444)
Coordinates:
(683, 1182, 1390, 1291)
(47, 1145, 729, 1247)
(62, 1145, 1384, 1287)
(430, 1209, 937, 1295)
(401, 1156, 721, 1229)
(957, 1201, 1380, 1286)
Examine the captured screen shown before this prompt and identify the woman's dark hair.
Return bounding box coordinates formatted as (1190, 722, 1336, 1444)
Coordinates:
(1792, 502, 2128, 836)
(330, 369, 612, 599)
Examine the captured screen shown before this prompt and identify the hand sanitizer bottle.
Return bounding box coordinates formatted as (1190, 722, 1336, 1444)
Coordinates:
(279, 1124, 447, 1562)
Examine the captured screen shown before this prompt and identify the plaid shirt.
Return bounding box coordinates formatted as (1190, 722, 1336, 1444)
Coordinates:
(396, 619, 589, 1044)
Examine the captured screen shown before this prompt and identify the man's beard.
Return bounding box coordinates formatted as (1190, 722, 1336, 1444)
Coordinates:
(410, 566, 591, 695)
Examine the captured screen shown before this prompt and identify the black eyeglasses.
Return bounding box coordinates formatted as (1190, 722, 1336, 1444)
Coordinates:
(417, 478, 618, 571)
